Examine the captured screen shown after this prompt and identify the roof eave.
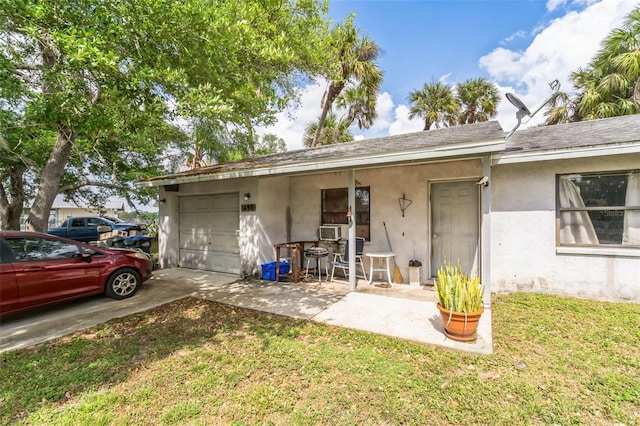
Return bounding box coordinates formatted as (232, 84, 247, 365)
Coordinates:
(492, 141, 640, 165)
(137, 138, 506, 188)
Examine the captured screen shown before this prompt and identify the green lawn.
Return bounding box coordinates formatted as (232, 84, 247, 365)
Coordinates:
(1, 293, 639, 425)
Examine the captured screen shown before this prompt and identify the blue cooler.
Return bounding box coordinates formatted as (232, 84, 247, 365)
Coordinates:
(261, 261, 290, 281)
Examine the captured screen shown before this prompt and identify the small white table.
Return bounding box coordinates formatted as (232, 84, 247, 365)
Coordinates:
(365, 252, 396, 285)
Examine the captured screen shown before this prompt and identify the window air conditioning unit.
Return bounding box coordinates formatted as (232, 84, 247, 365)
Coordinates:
(319, 225, 341, 241)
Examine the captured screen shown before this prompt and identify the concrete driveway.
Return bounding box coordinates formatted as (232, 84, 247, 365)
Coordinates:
(0, 268, 493, 354)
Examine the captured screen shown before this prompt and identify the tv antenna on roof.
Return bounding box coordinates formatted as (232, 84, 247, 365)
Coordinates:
(506, 79, 560, 138)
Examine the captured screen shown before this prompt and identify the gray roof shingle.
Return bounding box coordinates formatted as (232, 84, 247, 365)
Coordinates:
(506, 114, 640, 151)
(141, 114, 639, 185)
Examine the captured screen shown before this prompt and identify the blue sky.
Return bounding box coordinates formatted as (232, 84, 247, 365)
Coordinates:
(264, 0, 638, 150)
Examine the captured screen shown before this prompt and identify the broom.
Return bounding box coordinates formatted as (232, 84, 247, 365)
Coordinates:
(383, 221, 404, 284)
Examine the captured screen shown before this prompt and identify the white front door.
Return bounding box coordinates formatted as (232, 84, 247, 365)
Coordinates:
(178, 193, 240, 273)
(430, 181, 479, 278)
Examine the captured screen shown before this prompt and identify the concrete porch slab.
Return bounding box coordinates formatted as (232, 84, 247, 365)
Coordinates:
(1, 268, 492, 355)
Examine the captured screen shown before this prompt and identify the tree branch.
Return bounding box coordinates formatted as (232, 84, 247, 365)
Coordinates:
(14, 63, 40, 71)
(58, 179, 131, 193)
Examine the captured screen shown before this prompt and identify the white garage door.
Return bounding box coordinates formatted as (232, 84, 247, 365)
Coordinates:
(179, 193, 240, 273)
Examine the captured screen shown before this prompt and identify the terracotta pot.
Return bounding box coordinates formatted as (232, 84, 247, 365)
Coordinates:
(436, 304, 484, 342)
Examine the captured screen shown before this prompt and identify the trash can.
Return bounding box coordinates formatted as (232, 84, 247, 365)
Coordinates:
(261, 261, 290, 281)
(123, 236, 153, 254)
(106, 236, 127, 249)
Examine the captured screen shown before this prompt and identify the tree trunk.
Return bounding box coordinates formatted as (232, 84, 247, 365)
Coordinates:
(0, 163, 27, 230)
(423, 116, 433, 131)
(25, 126, 77, 232)
(311, 81, 344, 147)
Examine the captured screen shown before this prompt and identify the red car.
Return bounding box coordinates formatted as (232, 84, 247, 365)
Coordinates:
(0, 231, 153, 316)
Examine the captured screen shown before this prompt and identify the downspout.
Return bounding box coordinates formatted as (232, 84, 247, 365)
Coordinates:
(481, 156, 491, 307)
(348, 169, 356, 292)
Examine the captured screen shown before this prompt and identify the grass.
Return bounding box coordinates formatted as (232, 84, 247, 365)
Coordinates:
(1, 293, 639, 425)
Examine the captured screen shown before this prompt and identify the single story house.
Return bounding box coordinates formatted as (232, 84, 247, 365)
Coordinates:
(138, 114, 640, 304)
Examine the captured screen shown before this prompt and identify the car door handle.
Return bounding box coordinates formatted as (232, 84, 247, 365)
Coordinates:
(23, 266, 45, 272)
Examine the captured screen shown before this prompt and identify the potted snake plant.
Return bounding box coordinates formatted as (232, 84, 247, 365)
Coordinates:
(434, 260, 485, 342)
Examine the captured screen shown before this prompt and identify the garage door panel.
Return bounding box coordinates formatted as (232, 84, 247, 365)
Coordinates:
(180, 194, 238, 213)
(179, 193, 240, 273)
(179, 212, 239, 232)
(180, 231, 239, 253)
(179, 249, 241, 273)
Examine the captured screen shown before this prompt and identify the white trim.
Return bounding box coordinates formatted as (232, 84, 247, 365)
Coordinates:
(556, 246, 640, 257)
(139, 139, 506, 188)
(492, 142, 640, 165)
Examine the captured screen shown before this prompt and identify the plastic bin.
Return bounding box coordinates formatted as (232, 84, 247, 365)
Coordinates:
(106, 236, 127, 249)
(123, 236, 153, 254)
(261, 261, 290, 281)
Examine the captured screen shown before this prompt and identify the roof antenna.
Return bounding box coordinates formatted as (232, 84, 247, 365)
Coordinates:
(506, 79, 560, 138)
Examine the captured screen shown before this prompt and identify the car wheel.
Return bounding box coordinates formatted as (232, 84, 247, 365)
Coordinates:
(105, 268, 141, 299)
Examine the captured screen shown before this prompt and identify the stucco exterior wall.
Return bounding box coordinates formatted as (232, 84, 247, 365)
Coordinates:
(158, 158, 485, 282)
(491, 153, 640, 302)
(253, 176, 290, 274)
(288, 158, 484, 282)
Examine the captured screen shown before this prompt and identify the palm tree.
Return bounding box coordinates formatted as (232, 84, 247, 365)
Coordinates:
(456, 77, 500, 124)
(336, 85, 377, 130)
(304, 113, 353, 147)
(311, 19, 383, 147)
(544, 90, 579, 124)
(408, 80, 459, 130)
(546, 5, 640, 123)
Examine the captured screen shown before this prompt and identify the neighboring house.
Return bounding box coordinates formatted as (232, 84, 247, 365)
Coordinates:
(138, 115, 640, 304)
(22, 195, 126, 228)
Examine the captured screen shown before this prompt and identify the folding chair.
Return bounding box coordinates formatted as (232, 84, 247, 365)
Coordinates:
(330, 237, 367, 282)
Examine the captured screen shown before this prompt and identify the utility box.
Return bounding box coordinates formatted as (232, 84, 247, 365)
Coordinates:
(409, 266, 422, 286)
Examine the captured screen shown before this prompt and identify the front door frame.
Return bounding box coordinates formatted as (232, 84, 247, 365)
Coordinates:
(429, 178, 481, 280)
(427, 156, 492, 307)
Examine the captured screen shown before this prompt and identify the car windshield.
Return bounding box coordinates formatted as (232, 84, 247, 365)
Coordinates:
(5, 237, 82, 261)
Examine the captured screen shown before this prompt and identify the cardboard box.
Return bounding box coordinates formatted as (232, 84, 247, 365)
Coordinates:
(99, 230, 128, 240)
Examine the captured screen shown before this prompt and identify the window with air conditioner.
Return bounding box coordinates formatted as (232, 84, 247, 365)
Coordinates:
(321, 187, 370, 240)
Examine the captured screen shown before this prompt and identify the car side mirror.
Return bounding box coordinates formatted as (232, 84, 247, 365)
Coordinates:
(81, 249, 93, 263)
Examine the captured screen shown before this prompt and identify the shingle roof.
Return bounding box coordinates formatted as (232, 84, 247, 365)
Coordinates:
(139, 114, 640, 186)
(506, 114, 640, 152)
(141, 121, 505, 185)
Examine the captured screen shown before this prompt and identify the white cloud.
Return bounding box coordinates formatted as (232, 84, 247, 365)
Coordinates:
(484, 0, 638, 131)
(259, 80, 326, 151)
(388, 104, 424, 135)
(501, 30, 527, 45)
(265, 0, 637, 148)
(546, 0, 568, 12)
(369, 92, 394, 132)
